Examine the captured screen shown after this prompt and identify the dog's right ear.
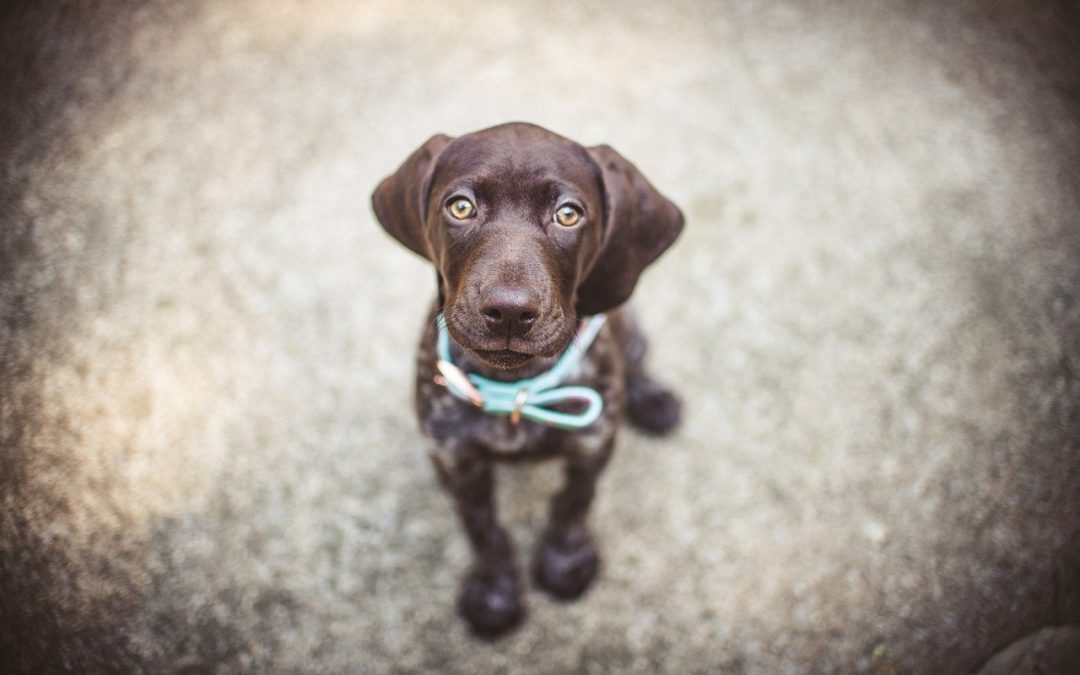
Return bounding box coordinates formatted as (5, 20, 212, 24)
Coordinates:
(371, 134, 453, 260)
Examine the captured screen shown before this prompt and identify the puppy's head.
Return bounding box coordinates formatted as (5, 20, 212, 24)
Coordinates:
(372, 122, 683, 370)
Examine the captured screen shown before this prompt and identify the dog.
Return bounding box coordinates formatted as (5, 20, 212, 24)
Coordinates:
(371, 122, 684, 638)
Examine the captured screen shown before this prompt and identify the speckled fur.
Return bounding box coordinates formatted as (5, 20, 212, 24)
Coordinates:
(413, 299, 659, 637)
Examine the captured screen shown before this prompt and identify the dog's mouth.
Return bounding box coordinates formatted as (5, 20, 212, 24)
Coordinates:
(472, 349, 534, 369)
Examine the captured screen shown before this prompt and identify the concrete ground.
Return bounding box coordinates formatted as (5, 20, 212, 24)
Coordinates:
(2, 0, 1079, 672)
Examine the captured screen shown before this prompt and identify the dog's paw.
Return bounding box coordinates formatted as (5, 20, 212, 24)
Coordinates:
(533, 529, 600, 601)
(457, 567, 525, 639)
(626, 373, 682, 435)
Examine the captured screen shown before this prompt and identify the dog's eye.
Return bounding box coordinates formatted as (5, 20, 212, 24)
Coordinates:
(447, 198, 475, 220)
(554, 204, 582, 227)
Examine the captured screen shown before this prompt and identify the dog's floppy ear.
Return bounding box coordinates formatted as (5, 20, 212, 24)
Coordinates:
(576, 144, 685, 316)
(371, 133, 453, 260)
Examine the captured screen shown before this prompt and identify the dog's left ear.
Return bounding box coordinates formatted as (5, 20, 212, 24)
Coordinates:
(371, 133, 454, 260)
(576, 144, 685, 316)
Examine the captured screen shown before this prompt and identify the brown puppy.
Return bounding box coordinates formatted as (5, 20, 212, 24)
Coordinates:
(372, 122, 684, 638)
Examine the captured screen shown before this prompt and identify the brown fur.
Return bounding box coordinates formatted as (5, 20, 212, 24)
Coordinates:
(372, 122, 685, 637)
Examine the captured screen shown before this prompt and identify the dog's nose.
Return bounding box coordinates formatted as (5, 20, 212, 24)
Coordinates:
(480, 285, 540, 337)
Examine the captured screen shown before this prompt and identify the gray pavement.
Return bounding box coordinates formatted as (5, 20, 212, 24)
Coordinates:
(2, 1, 1079, 672)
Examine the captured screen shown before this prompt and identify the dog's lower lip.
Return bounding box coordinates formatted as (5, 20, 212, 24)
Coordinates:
(476, 349, 529, 359)
(475, 349, 533, 367)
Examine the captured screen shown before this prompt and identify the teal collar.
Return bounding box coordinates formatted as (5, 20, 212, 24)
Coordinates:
(435, 313, 607, 430)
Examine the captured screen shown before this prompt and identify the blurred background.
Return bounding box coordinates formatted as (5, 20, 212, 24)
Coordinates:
(2, 0, 1079, 672)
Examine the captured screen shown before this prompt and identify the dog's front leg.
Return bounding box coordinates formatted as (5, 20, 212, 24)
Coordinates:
(533, 439, 614, 600)
(429, 448, 523, 638)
